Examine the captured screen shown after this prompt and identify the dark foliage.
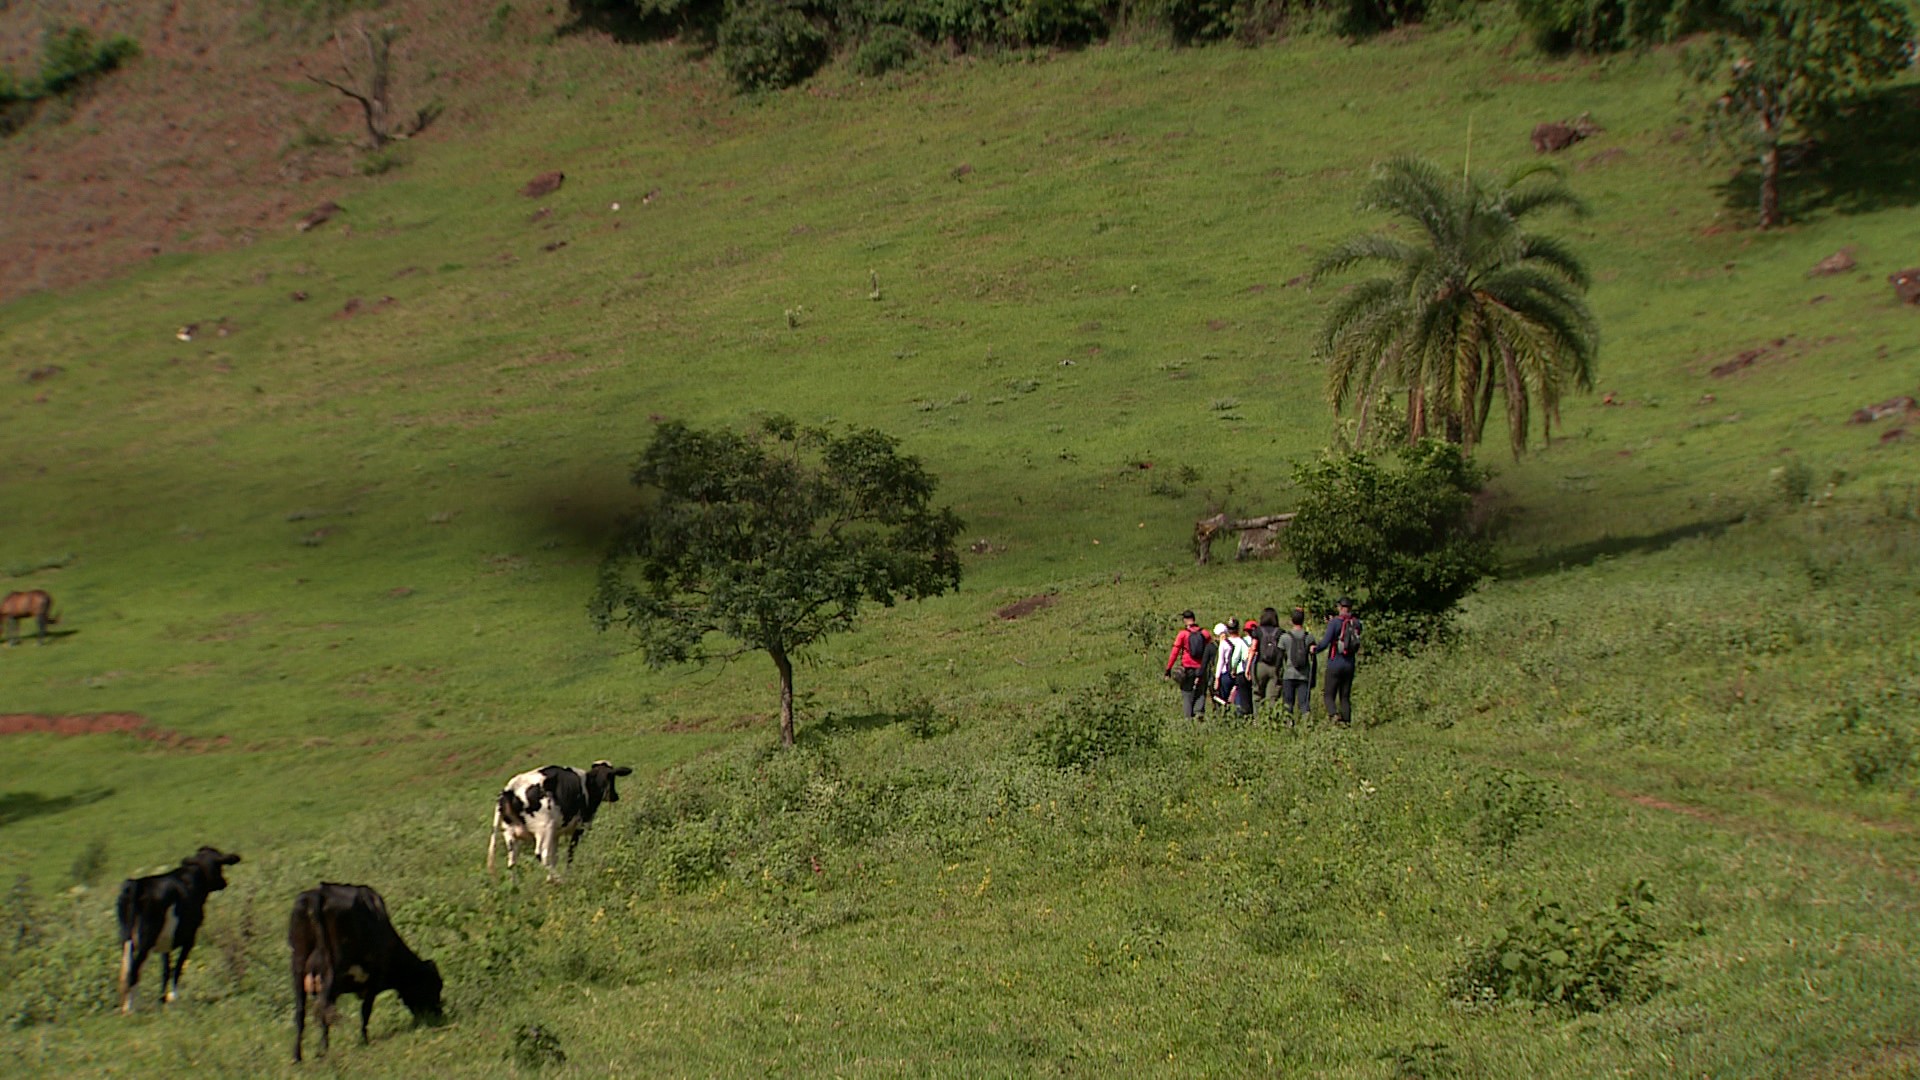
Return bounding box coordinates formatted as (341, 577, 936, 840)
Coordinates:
(1282, 439, 1494, 650)
(719, 0, 830, 89)
(0, 26, 141, 136)
(850, 24, 921, 76)
(1513, 0, 1691, 53)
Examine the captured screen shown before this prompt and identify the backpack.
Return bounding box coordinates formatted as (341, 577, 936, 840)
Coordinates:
(1256, 626, 1280, 665)
(1286, 628, 1310, 671)
(1184, 628, 1208, 664)
(1335, 617, 1361, 658)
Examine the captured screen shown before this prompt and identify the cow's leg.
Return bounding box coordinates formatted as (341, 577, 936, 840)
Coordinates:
(120, 938, 139, 1013)
(360, 992, 376, 1044)
(168, 939, 194, 1003)
(539, 824, 561, 880)
(566, 825, 583, 866)
(158, 951, 176, 1005)
(3, 615, 15, 647)
(36, 611, 48, 644)
(319, 988, 335, 1057)
(292, 963, 309, 1062)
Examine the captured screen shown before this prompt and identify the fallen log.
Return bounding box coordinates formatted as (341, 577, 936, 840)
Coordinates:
(1193, 513, 1295, 566)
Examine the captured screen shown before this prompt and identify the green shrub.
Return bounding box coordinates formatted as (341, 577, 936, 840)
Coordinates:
(1030, 672, 1165, 769)
(1283, 439, 1494, 650)
(34, 27, 141, 97)
(1513, 0, 1685, 53)
(1465, 768, 1562, 852)
(1013, 0, 1107, 44)
(1453, 880, 1666, 1012)
(507, 1022, 568, 1070)
(718, 0, 829, 90)
(0, 25, 141, 136)
(851, 24, 922, 76)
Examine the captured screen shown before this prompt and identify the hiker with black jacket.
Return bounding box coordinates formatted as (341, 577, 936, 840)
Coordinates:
(1163, 610, 1209, 718)
(1280, 607, 1314, 721)
(1310, 597, 1361, 725)
(1250, 608, 1284, 709)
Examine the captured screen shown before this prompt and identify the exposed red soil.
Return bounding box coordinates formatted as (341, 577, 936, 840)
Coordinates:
(0, 711, 226, 749)
(996, 594, 1057, 620)
(0, 0, 540, 301)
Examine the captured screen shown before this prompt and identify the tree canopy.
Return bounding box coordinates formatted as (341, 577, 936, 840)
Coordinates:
(1310, 156, 1599, 459)
(1685, 0, 1916, 228)
(590, 416, 964, 747)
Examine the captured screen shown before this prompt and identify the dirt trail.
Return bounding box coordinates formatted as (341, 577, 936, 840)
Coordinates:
(1427, 739, 1920, 888)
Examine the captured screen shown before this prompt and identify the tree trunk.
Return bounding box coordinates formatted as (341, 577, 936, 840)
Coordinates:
(1758, 141, 1781, 229)
(1757, 100, 1782, 229)
(772, 646, 796, 747)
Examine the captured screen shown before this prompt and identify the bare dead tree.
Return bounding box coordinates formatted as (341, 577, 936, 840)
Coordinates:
(304, 20, 439, 150)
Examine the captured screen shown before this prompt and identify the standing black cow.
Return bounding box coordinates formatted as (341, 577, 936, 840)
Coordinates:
(116, 846, 242, 1013)
(288, 882, 443, 1062)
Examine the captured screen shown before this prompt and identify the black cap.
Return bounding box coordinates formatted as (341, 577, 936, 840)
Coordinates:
(1179, 609, 1196, 620)
(1337, 596, 1355, 609)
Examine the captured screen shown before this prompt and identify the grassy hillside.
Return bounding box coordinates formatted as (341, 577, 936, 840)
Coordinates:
(3, 11, 1919, 1076)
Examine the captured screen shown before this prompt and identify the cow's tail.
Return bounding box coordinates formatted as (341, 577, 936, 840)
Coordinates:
(292, 891, 334, 1017)
(486, 799, 503, 874)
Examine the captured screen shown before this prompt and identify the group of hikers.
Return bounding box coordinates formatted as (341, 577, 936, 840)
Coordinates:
(1162, 598, 1361, 725)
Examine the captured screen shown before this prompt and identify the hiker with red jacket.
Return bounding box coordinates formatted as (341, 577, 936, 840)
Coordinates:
(1310, 596, 1362, 725)
(1162, 610, 1209, 718)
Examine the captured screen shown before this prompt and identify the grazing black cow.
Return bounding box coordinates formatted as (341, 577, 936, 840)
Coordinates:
(115, 846, 242, 1013)
(288, 882, 442, 1062)
(487, 760, 633, 880)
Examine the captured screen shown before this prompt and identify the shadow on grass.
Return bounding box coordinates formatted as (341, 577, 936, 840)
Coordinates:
(0, 787, 114, 829)
(4, 627, 79, 645)
(1715, 85, 1920, 224)
(1502, 516, 1742, 580)
(806, 707, 931, 740)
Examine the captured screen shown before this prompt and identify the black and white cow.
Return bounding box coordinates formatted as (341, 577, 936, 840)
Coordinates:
(289, 882, 443, 1062)
(486, 760, 633, 879)
(115, 846, 242, 1013)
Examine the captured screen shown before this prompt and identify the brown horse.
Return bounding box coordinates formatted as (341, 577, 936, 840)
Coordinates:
(1, 590, 57, 645)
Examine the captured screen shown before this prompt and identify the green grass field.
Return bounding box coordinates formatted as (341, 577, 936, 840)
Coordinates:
(3, 13, 1919, 1076)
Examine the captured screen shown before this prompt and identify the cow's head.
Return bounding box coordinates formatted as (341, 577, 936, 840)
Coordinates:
(399, 957, 444, 1022)
(183, 847, 242, 892)
(585, 760, 634, 806)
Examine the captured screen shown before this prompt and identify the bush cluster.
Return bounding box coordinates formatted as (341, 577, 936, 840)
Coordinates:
(1, 26, 141, 136)
(1283, 439, 1495, 651)
(1453, 880, 1666, 1012)
(1029, 672, 1165, 770)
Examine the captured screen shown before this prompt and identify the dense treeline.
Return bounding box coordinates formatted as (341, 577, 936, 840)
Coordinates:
(570, 0, 1913, 94)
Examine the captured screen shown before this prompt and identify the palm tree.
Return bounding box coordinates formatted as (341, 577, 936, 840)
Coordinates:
(1308, 156, 1599, 457)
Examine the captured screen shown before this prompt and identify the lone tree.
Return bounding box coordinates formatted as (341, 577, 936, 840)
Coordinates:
(590, 416, 964, 747)
(1685, 0, 1916, 228)
(1282, 439, 1493, 650)
(1309, 156, 1598, 459)
(303, 18, 441, 150)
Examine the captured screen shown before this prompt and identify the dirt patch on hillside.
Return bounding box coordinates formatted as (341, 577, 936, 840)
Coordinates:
(996, 594, 1056, 620)
(0, 712, 225, 750)
(0, 0, 546, 300)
